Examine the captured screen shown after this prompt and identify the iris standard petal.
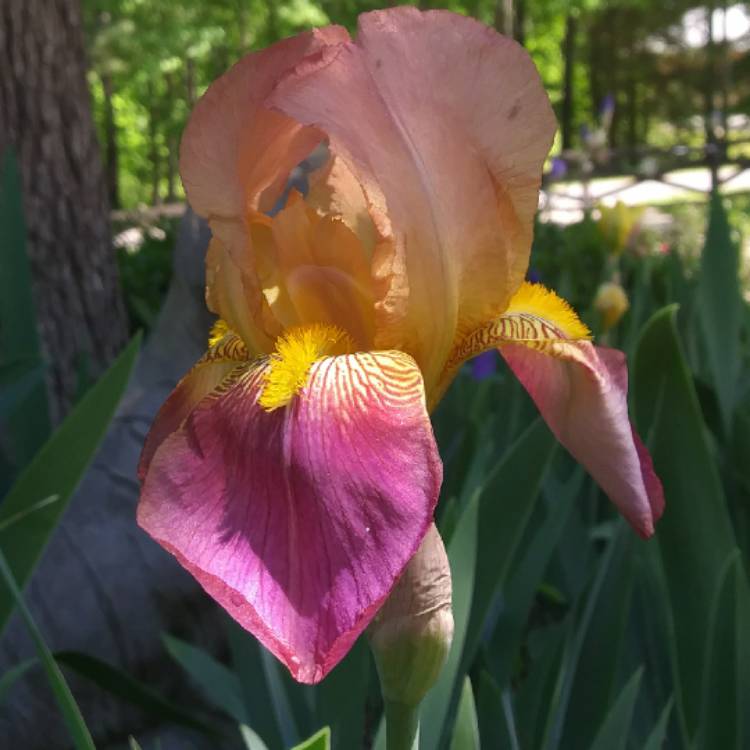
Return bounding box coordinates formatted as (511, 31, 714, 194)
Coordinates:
(269, 7, 556, 393)
(180, 27, 350, 354)
(179, 26, 349, 219)
(137, 350, 442, 683)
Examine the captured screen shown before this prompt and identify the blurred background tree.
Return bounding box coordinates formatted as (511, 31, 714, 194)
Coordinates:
(0, 0, 129, 419)
(79, 0, 749, 208)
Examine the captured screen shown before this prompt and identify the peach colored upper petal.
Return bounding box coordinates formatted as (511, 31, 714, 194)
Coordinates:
(268, 8, 556, 392)
(180, 26, 351, 354)
(179, 26, 349, 221)
(254, 194, 376, 347)
(306, 155, 380, 260)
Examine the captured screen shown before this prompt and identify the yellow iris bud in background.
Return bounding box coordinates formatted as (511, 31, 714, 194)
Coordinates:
(594, 282, 630, 331)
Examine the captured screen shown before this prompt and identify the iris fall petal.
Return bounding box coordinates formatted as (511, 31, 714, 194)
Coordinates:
(138, 350, 442, 683)
(138, 330, 249, 481)
(501, 342, 664, 537)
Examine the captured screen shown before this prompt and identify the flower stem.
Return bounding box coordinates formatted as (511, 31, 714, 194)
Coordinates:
(385, 700, 420, 750)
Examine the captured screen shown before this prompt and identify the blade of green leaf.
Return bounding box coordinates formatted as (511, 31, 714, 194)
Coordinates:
(487, 470, 581, 688)
(540, 524, 625, 750)
(642, 698, 674, 750)
(225, 616, 285, 750)
(449, 677, 480, 750)
(463, 418, 557, 668)
(0, 333, 141, 637)
(588, 667, 643, 750)
(698, 550, 742, 750)
(259, 646, 307, 746)
(162, 633, 246, 724)
(515, 621, 570, 750)
(0, 362, 44, 419)
(239, 725, 271, 750)
(128, 738, 144, 750)
(315, 637, 368, 750)
(57, 649, 218, 736)
(0, 657, 36, 704)
(561, 526, 636, 749)
(476, 671, 518, 750)
(0, 494, 59, 533)
(633, 305, 737, 737)
(422, 418, 555, 750)
(736, 572, 750, 750)
(0, 546, 95, 750)
(291, 727, 331, 750)
(697, 192, 741, 431)
(0, 150, 51, 466)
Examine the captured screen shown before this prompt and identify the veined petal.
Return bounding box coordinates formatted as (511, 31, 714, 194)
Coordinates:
(138, 329, 249, 482)
(501, 343, 663, 537)
(179, 26, 349, 219)
(205, 233, 278, 354)
(137, 350, 442, 683)
(264, 193, 376, 347)
(467, 284, 663, 537)
(180, 27, 350, 355)
(269, 7, 556, 393)
(448, 282, 591, 365)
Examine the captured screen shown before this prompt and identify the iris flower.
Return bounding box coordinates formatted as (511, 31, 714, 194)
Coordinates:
(137, 8, 663, 685)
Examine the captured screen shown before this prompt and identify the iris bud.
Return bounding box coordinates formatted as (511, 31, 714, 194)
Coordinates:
(594, 281, 630, 331)
(368, 523, 453, 708)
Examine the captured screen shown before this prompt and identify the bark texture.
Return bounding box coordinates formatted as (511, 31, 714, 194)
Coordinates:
(0, 0, 128, 419)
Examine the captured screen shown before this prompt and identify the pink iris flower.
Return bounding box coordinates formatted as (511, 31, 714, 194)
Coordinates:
(137, 8, 663, 685)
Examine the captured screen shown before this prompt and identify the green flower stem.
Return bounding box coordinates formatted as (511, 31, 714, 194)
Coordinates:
(385, 700, 420, 750)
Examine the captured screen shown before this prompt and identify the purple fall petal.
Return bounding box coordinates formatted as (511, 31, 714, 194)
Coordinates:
(138, 351, 442, 683)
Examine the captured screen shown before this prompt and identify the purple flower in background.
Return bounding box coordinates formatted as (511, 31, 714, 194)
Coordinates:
(527, 268, 542, 283)
(549, 156, 567, 179)
(471, 350, 499, 380)
(600, 93, 615, 130)
(600, 93, 615, 118)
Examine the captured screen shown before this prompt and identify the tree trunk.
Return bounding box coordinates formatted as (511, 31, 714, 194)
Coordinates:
(165, 73, 177, 203)
(704, 2, 720, 187)
(561, 13, 577, 151)
(606, 10, 621, 149)
(185, 57, 197, 109)
(100, 70, 120, 210)
(493, 0, 514, 37)
(514, 0, 526, 46)
(588, 17, 603, 122)
(146, 83, 161, 206)
(0, 0, 128, 420)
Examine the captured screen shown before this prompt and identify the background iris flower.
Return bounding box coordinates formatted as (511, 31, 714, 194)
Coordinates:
(137, 7, 663, 686)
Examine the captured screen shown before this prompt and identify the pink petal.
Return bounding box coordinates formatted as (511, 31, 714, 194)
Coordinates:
(269, 8, 556, 392)
(138, 333, 250, 482)
(137, 351, 442, 683)
(501, 342, 664, 537)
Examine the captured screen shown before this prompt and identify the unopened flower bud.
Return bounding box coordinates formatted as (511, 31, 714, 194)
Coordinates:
(368, 523, 453, 708)
(594, 281, 629, 331)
